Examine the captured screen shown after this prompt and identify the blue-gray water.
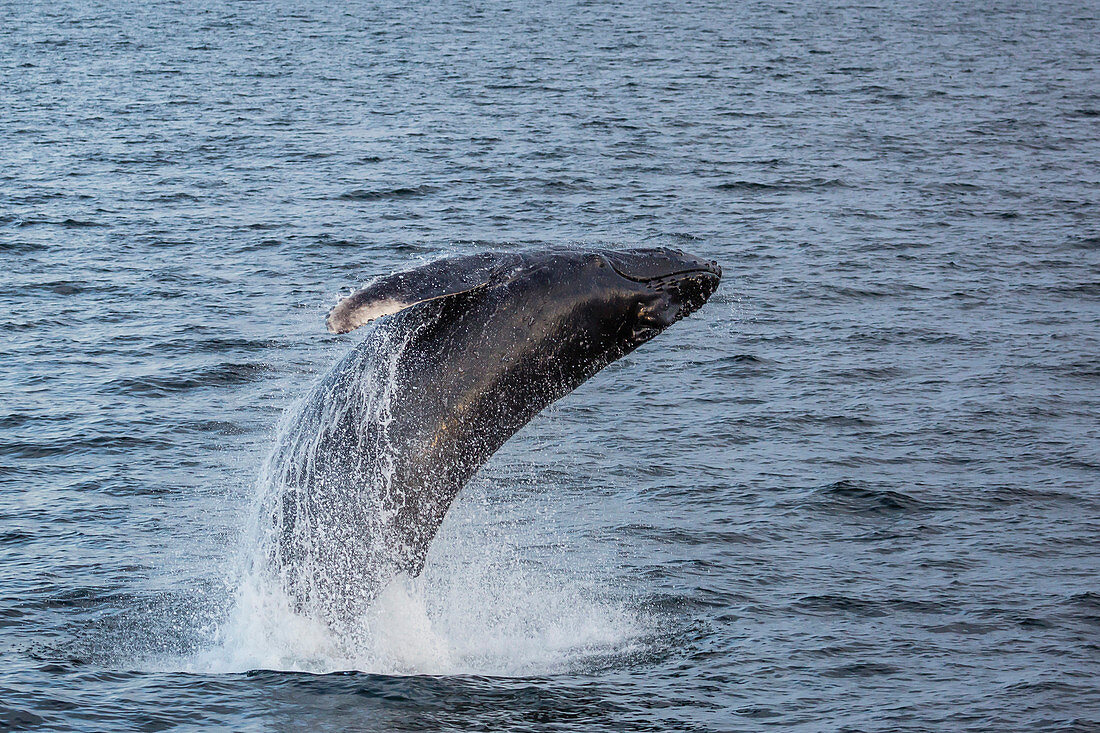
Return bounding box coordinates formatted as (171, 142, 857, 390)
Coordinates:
(3, 0, 1099, 730)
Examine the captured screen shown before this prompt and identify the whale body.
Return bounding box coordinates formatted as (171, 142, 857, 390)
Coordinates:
(257, 247, 721, 632)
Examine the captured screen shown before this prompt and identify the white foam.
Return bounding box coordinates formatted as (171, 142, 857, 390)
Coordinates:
(187, 494, 642, 676)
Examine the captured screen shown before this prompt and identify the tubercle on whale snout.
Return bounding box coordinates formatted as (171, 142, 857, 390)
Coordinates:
(647, 268, 722, 312)
(631, 271, 721, 341)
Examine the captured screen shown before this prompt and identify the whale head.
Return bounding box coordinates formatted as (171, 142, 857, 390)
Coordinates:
(595, 247, 722, 347)
(483, 247, 721, 371)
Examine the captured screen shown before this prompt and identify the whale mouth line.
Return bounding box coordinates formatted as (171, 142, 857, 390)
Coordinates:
(610, 265, 722, 285)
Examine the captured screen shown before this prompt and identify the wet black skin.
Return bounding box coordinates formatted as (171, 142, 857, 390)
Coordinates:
(277, 248, 720, 617)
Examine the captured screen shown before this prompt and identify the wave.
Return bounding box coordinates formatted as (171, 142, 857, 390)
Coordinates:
(713, 177, 851, 192)
(337, 185, 437, 201)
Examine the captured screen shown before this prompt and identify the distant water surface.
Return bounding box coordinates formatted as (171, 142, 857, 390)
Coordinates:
(1, 0, 1099, 730)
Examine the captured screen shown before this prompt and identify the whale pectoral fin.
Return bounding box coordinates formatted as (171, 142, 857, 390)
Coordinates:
(326, 251, 522, 334)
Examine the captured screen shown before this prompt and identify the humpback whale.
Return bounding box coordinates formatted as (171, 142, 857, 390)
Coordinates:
(258, 247, 721, 632)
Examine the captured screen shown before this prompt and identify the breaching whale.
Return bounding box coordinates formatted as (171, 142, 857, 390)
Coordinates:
(258, 247, 721, 632)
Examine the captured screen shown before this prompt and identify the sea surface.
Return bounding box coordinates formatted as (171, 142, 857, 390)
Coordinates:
(2, 0, 1099, 730)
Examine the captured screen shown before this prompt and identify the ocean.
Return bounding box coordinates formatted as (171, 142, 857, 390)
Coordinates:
(1, 0, 1098, 730)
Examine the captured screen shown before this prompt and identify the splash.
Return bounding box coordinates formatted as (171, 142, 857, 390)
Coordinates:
(190, 320, 642, 675)
(252, 321, 416, 637)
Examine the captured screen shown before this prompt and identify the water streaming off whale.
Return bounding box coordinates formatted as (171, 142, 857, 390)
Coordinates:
(254, 320, 417, 637)
(197, 314, 641, 675)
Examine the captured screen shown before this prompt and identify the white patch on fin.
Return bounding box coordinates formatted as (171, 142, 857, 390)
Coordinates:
(326, 251, 522, 334)
(327, 296, 408, 334)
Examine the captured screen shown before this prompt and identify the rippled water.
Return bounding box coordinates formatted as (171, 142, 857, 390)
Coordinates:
(3, 0, 1099, 730)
